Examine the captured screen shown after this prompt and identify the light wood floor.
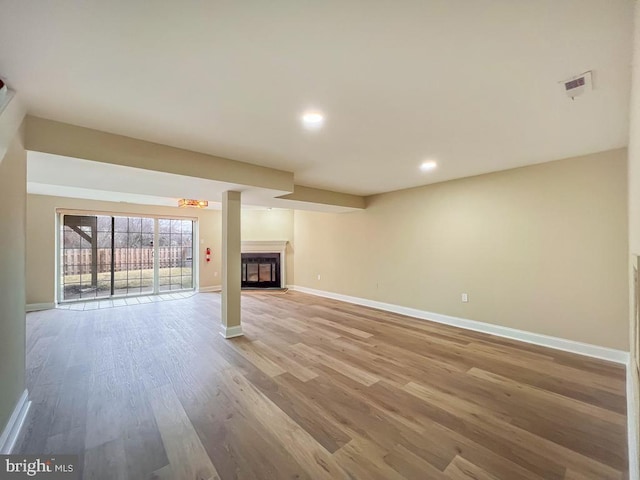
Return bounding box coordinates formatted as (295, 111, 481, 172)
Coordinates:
(18, 291, 628, 479)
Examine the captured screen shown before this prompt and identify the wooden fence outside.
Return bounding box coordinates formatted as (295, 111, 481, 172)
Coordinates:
(62, 247, 192, 275)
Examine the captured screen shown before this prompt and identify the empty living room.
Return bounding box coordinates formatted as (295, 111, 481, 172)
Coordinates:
(1, 1, 640, 479)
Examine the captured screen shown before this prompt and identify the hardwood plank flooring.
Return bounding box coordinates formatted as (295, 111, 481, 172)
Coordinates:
(149, 384, 221, 480)
(17, 291, 628, 479)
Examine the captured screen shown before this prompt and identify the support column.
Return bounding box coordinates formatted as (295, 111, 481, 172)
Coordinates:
(221, 190, 243, 338)
(626, 3, 640, 476)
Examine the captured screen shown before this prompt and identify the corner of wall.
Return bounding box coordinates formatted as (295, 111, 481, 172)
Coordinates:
(0, 92, 28, 438)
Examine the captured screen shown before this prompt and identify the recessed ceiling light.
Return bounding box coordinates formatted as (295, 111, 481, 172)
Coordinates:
(301, 111, 325, 130)
(420, 160, 437, 172)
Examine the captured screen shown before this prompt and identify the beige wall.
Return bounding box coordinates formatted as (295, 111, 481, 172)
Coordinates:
(294, 149, 629, 350)
(242, 209, 295, 285)
(26, 195, 223, 305)
(0, 99, 26, 432)
(26, 196, 295, 305)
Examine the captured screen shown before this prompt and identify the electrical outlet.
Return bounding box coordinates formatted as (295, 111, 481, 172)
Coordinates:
(317, 274, 321, 280)
(214, 272, 218, 277)
(461, 293, 469, 303)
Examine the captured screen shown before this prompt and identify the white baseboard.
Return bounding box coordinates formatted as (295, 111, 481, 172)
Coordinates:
(26, 302, 55, 312)
(220, 324, 243, 339)
(198, 286, 222, 293)
(289, 285, 629, 364)
(0, 389, 31, 454)
(628, 361, 639, 480)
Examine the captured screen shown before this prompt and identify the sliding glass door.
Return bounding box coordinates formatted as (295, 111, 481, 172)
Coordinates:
(59, 213, 195, 302)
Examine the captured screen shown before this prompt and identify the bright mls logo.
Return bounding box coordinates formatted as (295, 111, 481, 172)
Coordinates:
(0, 456, 78, 480)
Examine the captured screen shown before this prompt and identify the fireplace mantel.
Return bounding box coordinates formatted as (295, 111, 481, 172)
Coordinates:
(241, 241, 288, 287)
(241, 240, 288, 252)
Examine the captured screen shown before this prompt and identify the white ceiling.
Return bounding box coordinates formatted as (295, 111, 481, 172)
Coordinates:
(1, 0, 634, 196)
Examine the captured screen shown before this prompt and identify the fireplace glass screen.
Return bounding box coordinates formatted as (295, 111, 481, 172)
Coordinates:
(241, 253, 280, 288)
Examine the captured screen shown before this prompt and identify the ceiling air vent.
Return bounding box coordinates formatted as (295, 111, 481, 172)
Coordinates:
(561, 71, 592, 100)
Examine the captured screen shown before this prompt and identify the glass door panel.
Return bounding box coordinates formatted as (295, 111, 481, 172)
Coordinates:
(259, 264, 272, 282)
(112, 216, 155, 296)
(247, 264, 259, 282)
(158, 218, 194, 292)
(61, 215, 107, 301)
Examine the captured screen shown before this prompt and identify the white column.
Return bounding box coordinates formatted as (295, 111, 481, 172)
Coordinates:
(221, 190, 243, 338)
(626, 2, 640, 477)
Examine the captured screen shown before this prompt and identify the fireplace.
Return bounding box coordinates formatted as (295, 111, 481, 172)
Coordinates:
(242, 253, 280, 288)
(240, 241, 288, 289)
